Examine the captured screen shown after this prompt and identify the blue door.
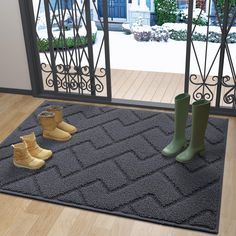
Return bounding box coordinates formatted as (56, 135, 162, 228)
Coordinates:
(98, 0, 127, 19)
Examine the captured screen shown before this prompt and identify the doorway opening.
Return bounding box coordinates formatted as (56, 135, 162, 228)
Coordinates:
(20, 0, 236, 115)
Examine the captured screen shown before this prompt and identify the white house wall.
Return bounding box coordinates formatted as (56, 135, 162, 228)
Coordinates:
(0, 0, 31, 90)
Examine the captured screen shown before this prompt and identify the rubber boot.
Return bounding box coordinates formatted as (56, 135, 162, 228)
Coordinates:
(38, 111, 71, 141)
(12, 142, 45, 170)
(176, 99, 210, 163)
(161, 93, 190, 157)
(46, 106, 77, 134)
(20, 132, 53, 161)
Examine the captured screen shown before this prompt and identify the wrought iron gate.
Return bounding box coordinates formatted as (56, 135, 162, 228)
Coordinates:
(21, 0, 111, 101)
(20, 0, 236, 115)
(185, 0, 236, 113)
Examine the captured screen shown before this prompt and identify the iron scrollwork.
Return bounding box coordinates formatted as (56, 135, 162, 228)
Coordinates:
(221, 75, 236, 106)
(190, 74, 218, 101)
(43, 63, 106, 92)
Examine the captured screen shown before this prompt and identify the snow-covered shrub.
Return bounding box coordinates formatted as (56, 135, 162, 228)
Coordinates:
(178, 8, 208, 26)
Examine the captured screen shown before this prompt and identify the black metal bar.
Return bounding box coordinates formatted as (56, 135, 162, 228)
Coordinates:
(72, 0, 86, 95)
(191, 41, 204, 80)
(59, 0, 70, 93)
(225, 44, 236, 83)
(216, 0, 230, 107)
(203, 0, 212, 82)
(184, 0, 194, 93)
(71, 0, 82, 95)
(44, 0, 59, 93)
(102, 0, 112, 100)
(85, 0, 96, 96)
(206, 46, 221, 79)
(18, 0, 44, 96)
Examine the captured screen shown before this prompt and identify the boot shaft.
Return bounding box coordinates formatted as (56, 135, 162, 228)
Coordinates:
(20, 132, 38, 151)
(190, 99, 210, 148)
(12, 142, 32, 162)
(173, 93, 190, 139)
(38, 111, 57, 131)
(46, 106, 63, 124)
(46, 105, 77, 134)
(38, 110, 71, 141)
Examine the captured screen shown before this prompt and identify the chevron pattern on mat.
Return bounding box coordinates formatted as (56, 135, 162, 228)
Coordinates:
(0, 101, 228, 233)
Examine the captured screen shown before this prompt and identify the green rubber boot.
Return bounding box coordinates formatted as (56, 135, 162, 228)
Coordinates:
(176, 99, 210, 163)
(161, 93, 190, 157)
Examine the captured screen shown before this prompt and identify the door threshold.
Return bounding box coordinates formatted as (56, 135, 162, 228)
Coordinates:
(36, 93, 236, 117)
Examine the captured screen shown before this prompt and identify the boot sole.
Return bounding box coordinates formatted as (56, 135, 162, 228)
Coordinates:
(59, 128, 77, 135)
(43, 134, 71, 142)
(13, 161, 44, 170)
(176, 149, 205, 163)
(68, 129, 77, 135)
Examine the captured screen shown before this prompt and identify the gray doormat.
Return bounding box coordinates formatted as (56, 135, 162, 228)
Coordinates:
(0, 101, 228, 234)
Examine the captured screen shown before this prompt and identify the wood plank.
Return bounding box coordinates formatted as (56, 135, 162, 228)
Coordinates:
(141, 72, 164, 101)
(47, 208, 80, 236)
(114, 70, 140, 98)
(151, 73, 172, 102)
(171, 75, 185, 103)
(132, 72, 156, 101)
(113, 70, 137, 98)
(161, 73, 183, 103)
(25, 201, 63, 236)
(111, 69, 126, 88)
(122, 71, 148, 100)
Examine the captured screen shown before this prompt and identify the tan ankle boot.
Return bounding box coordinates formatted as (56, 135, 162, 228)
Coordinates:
(20, 132, 52, 161)
(38, 111, 71, 141)
(46, 106, 77, 134)
(12, 142, 45, 170)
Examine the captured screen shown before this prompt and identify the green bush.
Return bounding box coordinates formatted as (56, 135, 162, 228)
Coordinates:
(169, 29, 236, 43)
(215, 0, 236, 22)
(169, 30, 206, 41)
(215, 0, 236, 11)
(192, 12, 208, 26)
(178, 8, 208, 26)
(37, 33, 97, 52)
(154, 0, 177, 25)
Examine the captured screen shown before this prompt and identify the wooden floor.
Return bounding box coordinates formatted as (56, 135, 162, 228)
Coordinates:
(0, 93, 235, 236)
(111, 69, 184, 104)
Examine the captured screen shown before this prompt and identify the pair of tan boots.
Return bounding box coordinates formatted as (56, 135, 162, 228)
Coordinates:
(12, 132, 52, 170)
(12, 106, 77, 170)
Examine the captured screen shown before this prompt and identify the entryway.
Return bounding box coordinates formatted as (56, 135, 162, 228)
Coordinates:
(19, 0, 236, 115)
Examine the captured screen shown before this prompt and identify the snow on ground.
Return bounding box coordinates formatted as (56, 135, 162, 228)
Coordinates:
(39, 30, 236, 76)
(163, 23, 236, 34)
(94, 30, 236, 76)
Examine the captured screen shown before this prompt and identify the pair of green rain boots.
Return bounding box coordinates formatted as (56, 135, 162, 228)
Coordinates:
(162, 93, 210, 163)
